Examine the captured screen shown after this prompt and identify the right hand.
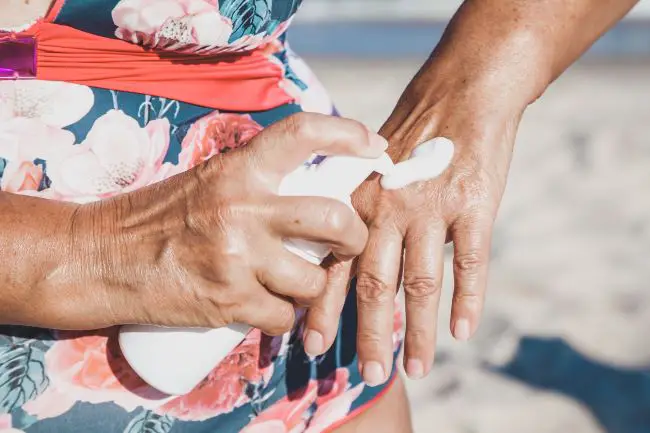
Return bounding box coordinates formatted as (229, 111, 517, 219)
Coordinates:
(66, 113, 387, 336)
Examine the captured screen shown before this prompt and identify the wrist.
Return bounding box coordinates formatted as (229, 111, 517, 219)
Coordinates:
(429, 1, 557, 108)
(417, 29, 552, 113)
(40, 200, 136, 327)
(381, 26, 548, 160)
(68, 173, 199, 327)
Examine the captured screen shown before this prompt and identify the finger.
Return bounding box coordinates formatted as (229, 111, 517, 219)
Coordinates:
(270, 195, 368, 259)
(402, 219, 446, 379)
(303, 257, 354, 357)
(244, 112, 388, 178)
(356, 223, 403, 387)
(449, 213, 493, 341)
(257, 246, 328, 306)
(233, 286, 297, 336)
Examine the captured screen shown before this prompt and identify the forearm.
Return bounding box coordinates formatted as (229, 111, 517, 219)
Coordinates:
(0, 185, 168, 329)
(0, 192, 83, 326)
(382, 0, 638, 158)
(436, 0, 639, 102)
(352, 0, 639, 377)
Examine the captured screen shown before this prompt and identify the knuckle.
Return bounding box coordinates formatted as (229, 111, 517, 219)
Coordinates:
(214, 258, 247, 287)
(405, 327, 430, 344)
(444, 163, 493, 209)
(204, 290, 239, 327)
(342, 118, 370, 142)
(299, 270, 328, 301)
(453, 251, 486, 272)
(277, 304, 297, 332)
(370, 208, 403, 235)
(356, 329, 383, 345)
(454, 212, 494, 236)
(205, 308, 231, 329)
(356, 272, 394, 307)
(453, 291, 482, 304)
(402, 274, 441, 301)
(268, 304, 296, 335)
(322, 202, 353, 236)
(458, 176, 489, 202)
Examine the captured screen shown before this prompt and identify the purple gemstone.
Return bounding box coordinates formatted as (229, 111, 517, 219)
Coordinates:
(0, 34, 37, 79)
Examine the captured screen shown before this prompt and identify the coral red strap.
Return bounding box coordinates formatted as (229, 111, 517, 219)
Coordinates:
(20, 21, 293, 111)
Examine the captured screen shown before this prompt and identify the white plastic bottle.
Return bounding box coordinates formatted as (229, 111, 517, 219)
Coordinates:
(119, 137, 455, 396)
(118, 151, 397, 396)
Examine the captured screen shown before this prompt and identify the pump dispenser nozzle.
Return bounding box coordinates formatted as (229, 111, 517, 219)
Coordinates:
(279, 152, 395, 205)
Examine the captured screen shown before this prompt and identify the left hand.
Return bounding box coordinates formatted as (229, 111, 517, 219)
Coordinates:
(349, 72, 524, 386)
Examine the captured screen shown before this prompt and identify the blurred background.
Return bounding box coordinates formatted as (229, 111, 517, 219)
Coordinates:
(289, 1, 650, 433)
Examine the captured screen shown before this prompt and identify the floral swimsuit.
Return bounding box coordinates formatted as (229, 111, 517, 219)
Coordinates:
(0, 1, 402, 432)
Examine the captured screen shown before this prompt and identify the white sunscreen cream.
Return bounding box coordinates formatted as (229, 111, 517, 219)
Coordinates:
(381, 137, 455, 190)
(119, 137, 455, 396)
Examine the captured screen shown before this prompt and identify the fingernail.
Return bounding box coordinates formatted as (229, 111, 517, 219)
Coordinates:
(453, 319, 471, 341)
(367, 131, 389, 152)
(362, 361, 386, 387)
(303, 329, 324, 356)
(406, 358, 424, 379)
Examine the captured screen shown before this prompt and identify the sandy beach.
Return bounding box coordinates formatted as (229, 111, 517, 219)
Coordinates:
(307, 58, 650, 433)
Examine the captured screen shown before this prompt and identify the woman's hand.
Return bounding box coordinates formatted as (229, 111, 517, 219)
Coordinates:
(353, 85, 520, 385)
(40, 113, 386, 335)
(346, 0, 640, 387)
(345, 36, 537, 383)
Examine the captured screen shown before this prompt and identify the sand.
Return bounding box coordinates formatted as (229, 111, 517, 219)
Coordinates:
(308, 58, 650, 433)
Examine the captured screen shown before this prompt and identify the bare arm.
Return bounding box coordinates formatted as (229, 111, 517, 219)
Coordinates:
(409, 0, 641, 117)
(0, 193, 83, 326)
(349, 0, 639, 386)
(0, 114, 384, 338)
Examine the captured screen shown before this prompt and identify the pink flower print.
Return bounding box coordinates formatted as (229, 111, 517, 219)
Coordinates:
(178, 111, 262, 170)
(305, 371, 364, 433)
(0, 81, 94, 128)
(393, 300, 404, 352)
(0, 415, 24, 433)
(46, 109, 175, 203)
(228, 17, 296, 54)
(227, 33, 268, 53)
(0, 117, 76, 165)
(157, 329, 275, 421)
(259, 38, 285, 57)
(241, 384, 316, 433)
(270, 20, 291, 42)
(0, 81, 91, 197)
(1, 160, 43, 193)
(24, 328, 167, 421)
(22, 387, 78, 421)
(0, 415, 11, 429)
(242, 368, 364, 433)
(112, 0, 232, 53)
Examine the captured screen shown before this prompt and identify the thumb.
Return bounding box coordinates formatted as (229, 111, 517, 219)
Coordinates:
(244, 112, 388, 179)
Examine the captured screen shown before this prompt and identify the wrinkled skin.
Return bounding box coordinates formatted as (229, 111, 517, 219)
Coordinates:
(351, 84, 520, 384)
(303, 0, 640, 388)
(301, 57, 523, 375)
(2, 113, 388, 334)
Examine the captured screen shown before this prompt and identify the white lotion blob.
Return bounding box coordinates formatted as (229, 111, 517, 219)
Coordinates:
(380, 137, 455, 190)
